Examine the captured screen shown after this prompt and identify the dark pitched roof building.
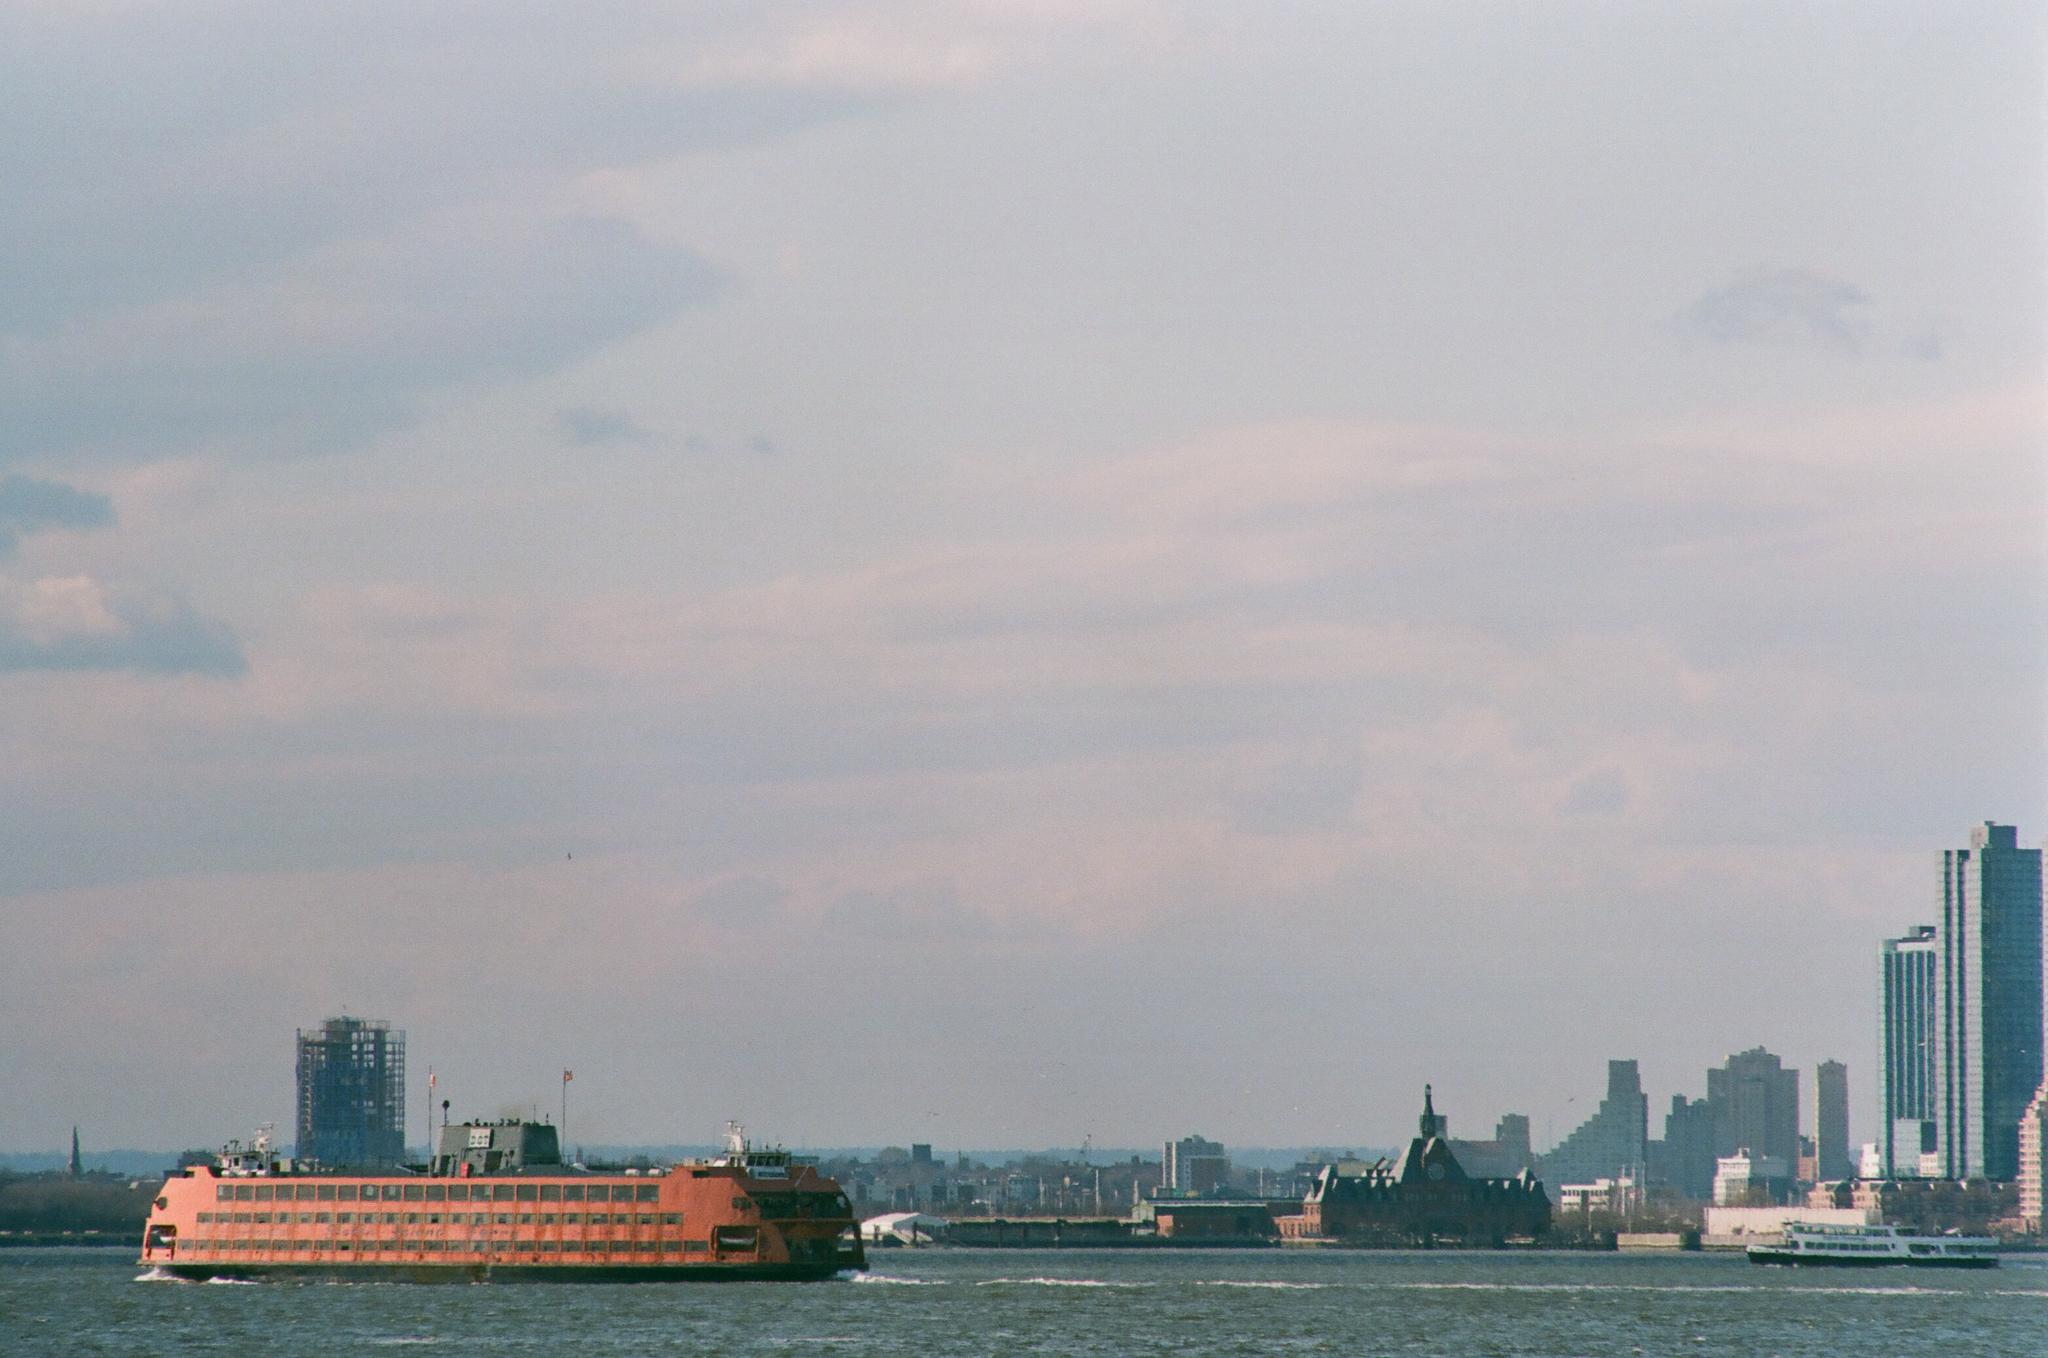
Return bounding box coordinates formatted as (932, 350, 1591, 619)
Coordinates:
(1290, 1088, 1551, 1245)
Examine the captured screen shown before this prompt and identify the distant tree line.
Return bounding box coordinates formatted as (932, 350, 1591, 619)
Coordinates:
(0, 1169, 160, 1242)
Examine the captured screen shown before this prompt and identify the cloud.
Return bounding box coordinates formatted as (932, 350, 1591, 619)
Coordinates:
(690, 874, 789, 925)
(0, 474, 114, 555)
(557, 406, 655, 447)
(0, 575, 245, 676)
(1560, 768, 1629, 816)
(2, 214, 720, 460)
(0, 1, 1173, 469)
(0, 395, 2035, 1144)
(1672, 266, 1875, 352)
(1900, 315, 1945, 363)
(1222, 746, 1363, 836)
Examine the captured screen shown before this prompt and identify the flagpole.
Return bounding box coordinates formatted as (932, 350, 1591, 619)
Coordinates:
(562, 1069, 572, 1155)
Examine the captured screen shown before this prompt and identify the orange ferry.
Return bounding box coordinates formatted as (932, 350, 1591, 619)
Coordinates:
(141, 1122, 865, 1282)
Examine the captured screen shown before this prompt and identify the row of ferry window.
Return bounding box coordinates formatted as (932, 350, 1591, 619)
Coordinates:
(198, 1211, 685, 1225)
(215, 1182, 661, 1203)
(193, 1239, 707, 1254)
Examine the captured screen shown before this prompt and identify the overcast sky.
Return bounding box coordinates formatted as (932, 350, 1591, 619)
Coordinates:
(2, 0, 2042, 1157)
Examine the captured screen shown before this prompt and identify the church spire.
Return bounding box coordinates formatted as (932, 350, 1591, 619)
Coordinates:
(1418, 1085, 1443, 1139)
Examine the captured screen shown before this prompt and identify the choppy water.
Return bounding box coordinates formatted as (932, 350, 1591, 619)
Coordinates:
(4, 1246, 2044, 1356)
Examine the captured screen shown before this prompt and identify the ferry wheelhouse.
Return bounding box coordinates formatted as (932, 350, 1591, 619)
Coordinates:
(141, 1123, 865, 1282)
(1745, 1221, 1999, 1269)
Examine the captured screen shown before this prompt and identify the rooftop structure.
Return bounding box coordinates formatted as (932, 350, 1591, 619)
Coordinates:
(433, 1121, 561, 1176)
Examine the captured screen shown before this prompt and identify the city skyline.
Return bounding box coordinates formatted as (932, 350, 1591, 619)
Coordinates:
(17, 1023, 1870, 1180)
(1, 3, 2041, 1152)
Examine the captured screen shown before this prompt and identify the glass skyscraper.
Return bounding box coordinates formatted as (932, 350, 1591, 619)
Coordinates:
(1943, 823, 2044, 1181)
(1883, 824, 2042, 1182)
(1880, 925, 1939, 1175)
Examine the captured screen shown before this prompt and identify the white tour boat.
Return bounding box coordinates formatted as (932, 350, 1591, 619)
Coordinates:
(1745, 1221, 1998, 1268)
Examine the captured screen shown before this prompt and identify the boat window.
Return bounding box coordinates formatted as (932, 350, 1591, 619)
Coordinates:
(317, 1184, 336, 1201)
(337, 1186, 357, 1201)
(235, 1185, 255, 1201)
(563, 1185, 585, 1201)
(540, 1185, 561, 1201)
(636, 1185, 660, 1202)
(385, 1185, 405, 1201)
(586, 1186, 610, 1202)
(516, 1184, 538, 1202)
(254, 1187, 273, 1201)
(493, 1185, 516, 1202)
(296, 1185, 315, 1201)
(448, 1185, 469, 1201)
(404, 1185, 425, 1201)
(425, 1186, 445, 1202)
(217, 1185, 233, 1201)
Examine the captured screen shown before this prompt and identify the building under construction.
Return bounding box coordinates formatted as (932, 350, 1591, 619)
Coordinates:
(296, 1017, 406, 1166)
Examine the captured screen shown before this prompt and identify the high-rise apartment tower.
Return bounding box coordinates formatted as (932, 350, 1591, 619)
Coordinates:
(1939, 823, 2043, 1180)
(1538, 1060, 1649, 1186)
(1162, 1136, 1227, 1193)
(1881, 824, 2044, 1182)
(1707, 1047, 1799, 1171)
(295, 1017, 406, 1167)
(1881, 924, 1940, 1175)
(1815, 1060, 1850, 1181)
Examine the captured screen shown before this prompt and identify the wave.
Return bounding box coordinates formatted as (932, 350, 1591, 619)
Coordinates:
(1198, 1281, 1331, 1290)
(133, 1267, 184, 1284)
(847, 1274, 940, 1285)
(975, 1277, 1147, 1288)
(1384, 1282, 1965, 1297)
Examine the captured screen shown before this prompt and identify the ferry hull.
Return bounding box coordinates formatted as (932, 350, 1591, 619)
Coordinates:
(159, 1261, 858, 1284)
(141, 1131, 866, 1285)
(1746, 1247, 1998, 1269)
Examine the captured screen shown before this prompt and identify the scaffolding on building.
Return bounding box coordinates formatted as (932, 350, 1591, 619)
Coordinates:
(296, 1017, 407, 1166)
